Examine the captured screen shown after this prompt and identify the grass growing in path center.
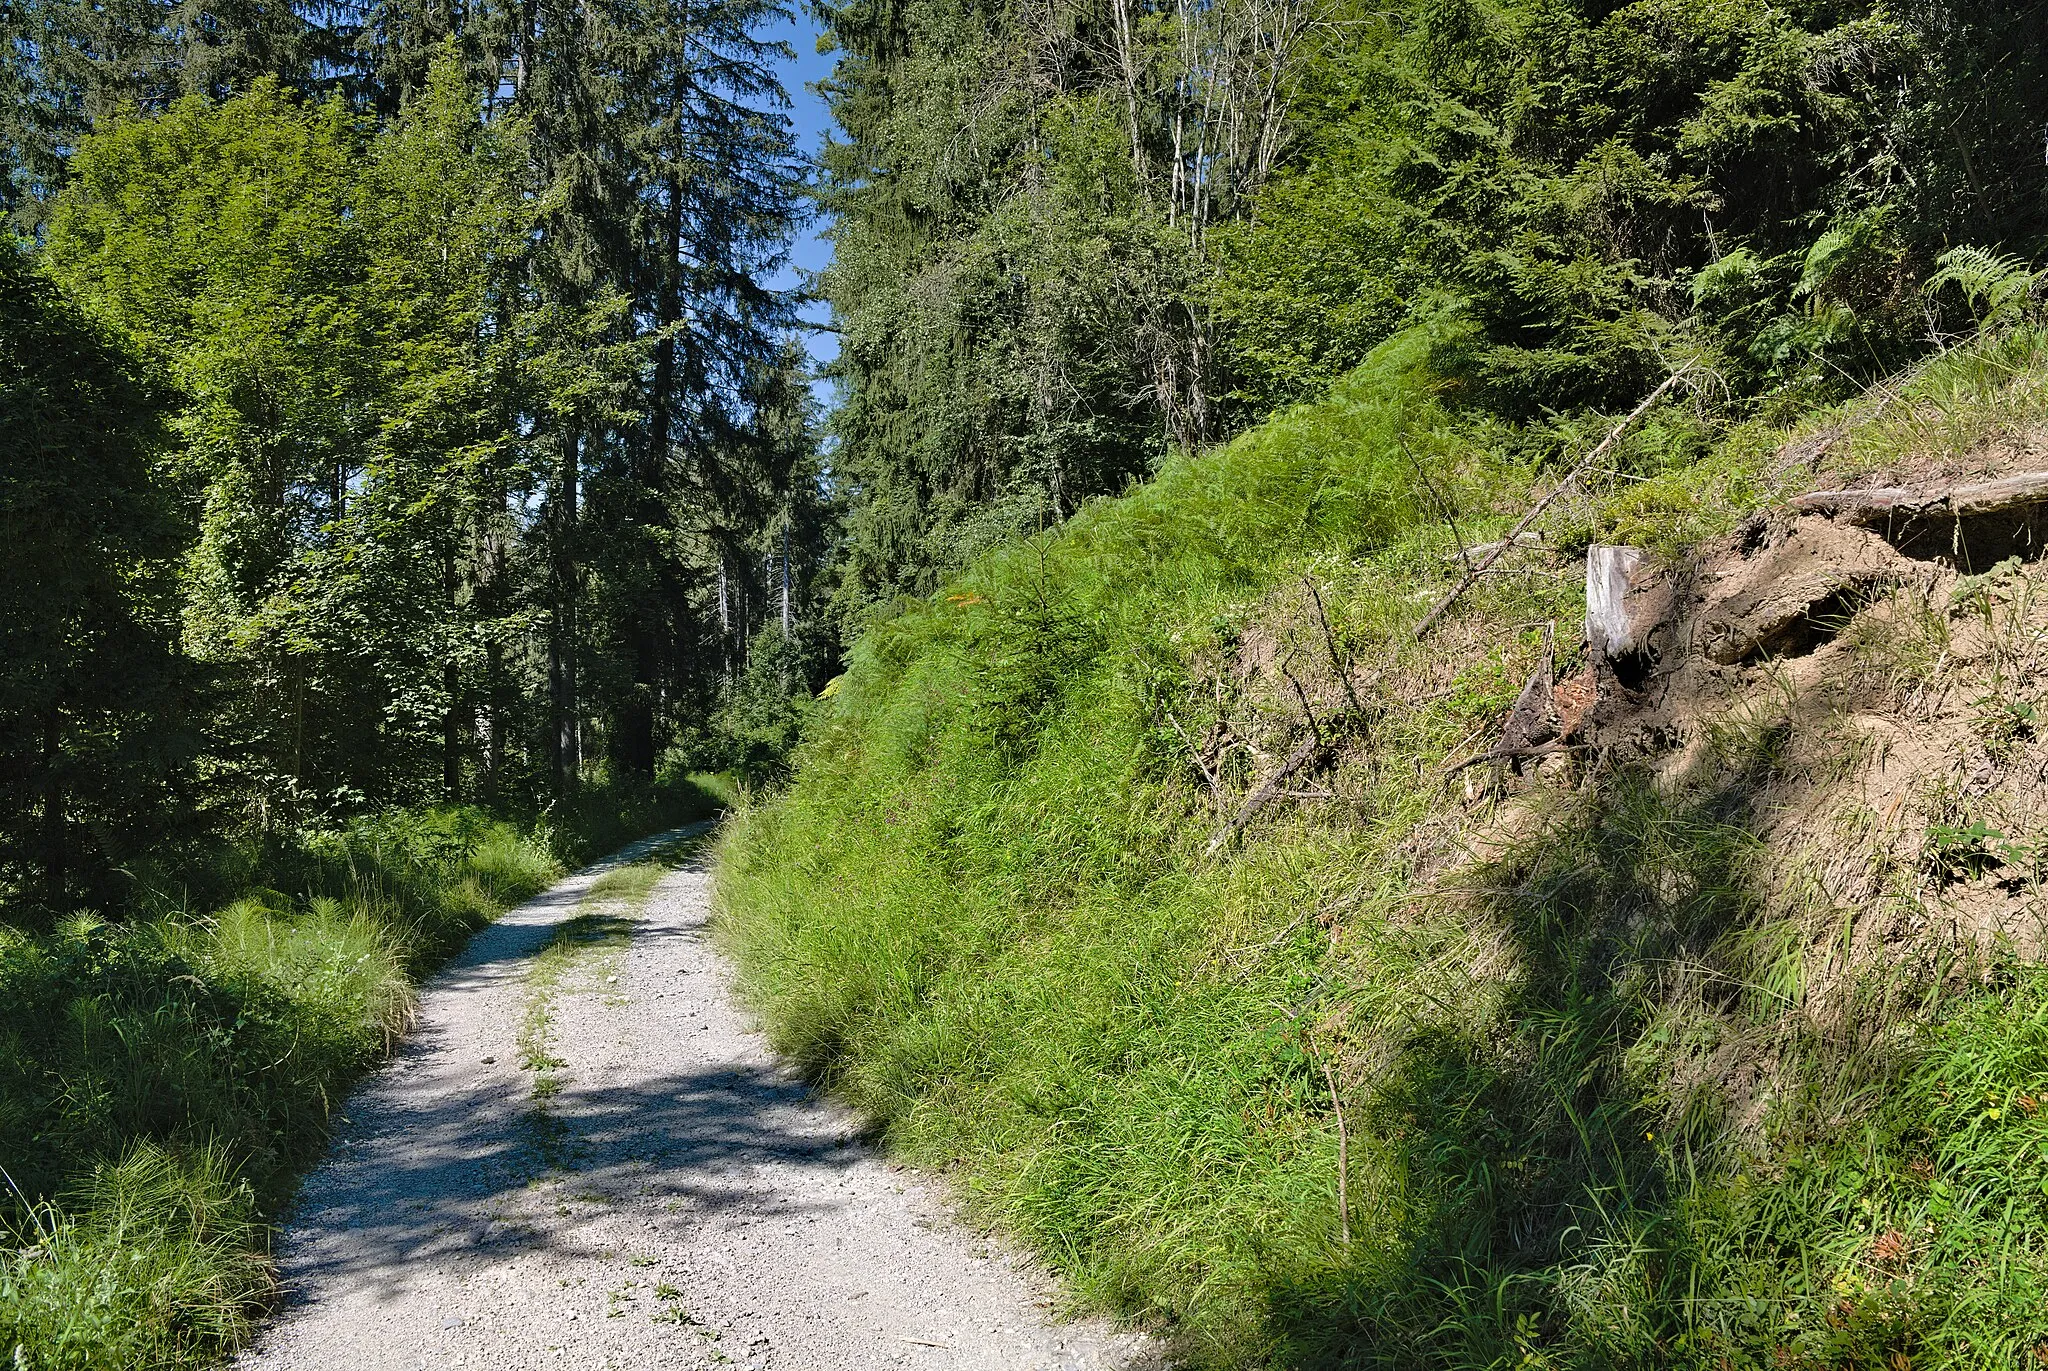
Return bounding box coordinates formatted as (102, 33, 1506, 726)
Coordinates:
(518, 848, 696, 1164)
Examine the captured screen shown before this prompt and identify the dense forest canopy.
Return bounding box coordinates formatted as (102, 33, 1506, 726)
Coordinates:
(2, 0, 836, 919)
(2, 0, 2046, 929)
(8, 0, 2048, 916)
(813, 0, 2048, 620)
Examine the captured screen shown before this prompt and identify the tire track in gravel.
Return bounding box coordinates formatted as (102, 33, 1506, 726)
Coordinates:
(236, 827, 1161, 1371)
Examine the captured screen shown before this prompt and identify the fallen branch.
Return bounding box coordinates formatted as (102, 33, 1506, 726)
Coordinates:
(1401, 436, 1475, 578)
(1443, 740, 1579, 777)
(1302, 576, 1366, 717)
(1414, 371, 1687, 641)
(1786, 349, 1945, 471)
(1793, 471, 2048, 525)
(1322, 1056, 1351, 1248)
(1165, 710, 1222, 806)
(1441, 532, 1544, 564)
(1204, 735, 1328, 858)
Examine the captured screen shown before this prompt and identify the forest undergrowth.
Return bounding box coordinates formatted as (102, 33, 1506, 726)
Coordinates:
(717, 323, 2048, 1369)
(0, 774, 726, 1370)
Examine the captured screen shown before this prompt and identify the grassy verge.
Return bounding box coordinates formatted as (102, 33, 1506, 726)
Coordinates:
(715, 325, 2048, 1367)
(0, 800, 723, 1370)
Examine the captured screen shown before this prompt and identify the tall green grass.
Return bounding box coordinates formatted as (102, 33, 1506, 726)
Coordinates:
(0, 808, 562, 1370)
(717, 326, 2048, 1366)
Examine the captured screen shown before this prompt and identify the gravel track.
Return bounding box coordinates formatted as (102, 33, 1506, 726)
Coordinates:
(236, 829, 1159, 1371)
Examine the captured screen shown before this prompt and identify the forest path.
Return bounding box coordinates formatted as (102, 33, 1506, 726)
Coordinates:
(235, 828, 1159, 1371)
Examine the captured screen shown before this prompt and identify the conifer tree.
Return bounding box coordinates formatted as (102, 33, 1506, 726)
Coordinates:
(0, 241, 193, 920)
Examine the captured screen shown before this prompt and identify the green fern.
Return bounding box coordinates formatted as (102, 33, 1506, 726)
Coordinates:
(1927, 245, 2042, 325)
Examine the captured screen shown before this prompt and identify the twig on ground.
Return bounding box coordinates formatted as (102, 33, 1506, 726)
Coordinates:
(1442, 532, 1544, 564)
(1442, 741, 1580, 778)
(1165, 710, 1222, 806)
(1400, 436, 1474, 578)
(1278, 652, 1324, 743)
(1782, 345, 1957, 475)
(1321, 1056, 1351, 1247)
(1414, 370, 1687, 641)
(1303, 576, 1366, 717)
(1204, 736, 1328, 858)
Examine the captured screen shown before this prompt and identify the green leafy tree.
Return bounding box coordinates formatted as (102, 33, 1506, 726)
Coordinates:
(43, 69, 640, 822)
(813, 0, 1322, 627)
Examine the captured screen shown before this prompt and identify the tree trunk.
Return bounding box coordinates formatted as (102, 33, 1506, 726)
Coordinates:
(443, 658, 462, 802)
(617, 119, 686, 780)
(38, 705, 64, 913)
(443, 545, 462, 802)
(483, 636, 503, 807)
(551, 424, 581, 795)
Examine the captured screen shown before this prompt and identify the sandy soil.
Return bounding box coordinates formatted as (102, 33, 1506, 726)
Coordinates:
(235, 828, 1161, 1371)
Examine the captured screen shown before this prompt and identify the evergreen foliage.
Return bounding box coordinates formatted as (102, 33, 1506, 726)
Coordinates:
(0, 240, 193, 925)
(814, 0, 2048, 618)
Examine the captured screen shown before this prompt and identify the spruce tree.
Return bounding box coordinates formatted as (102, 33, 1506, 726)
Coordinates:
(0, 241, 194, 921)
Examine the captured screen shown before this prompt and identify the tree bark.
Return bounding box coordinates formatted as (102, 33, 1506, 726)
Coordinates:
(1792, 471, 2048, 525)
(551, 423, 581, 795)
(38, 705, 64, 913)
(618, 92, 687, 780)
(443, 657, 462, 803)
(483, 636, 503, 807)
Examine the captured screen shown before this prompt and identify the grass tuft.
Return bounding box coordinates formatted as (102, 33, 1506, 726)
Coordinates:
(0, 810, 566, 1368)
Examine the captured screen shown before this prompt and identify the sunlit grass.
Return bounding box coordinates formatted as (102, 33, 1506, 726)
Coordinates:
(0, 811, 562, 1370)
(716, 324, 2048, 1367)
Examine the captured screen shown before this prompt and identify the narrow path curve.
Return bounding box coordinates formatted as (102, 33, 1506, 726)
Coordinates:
(236, 829, 1160, 1371)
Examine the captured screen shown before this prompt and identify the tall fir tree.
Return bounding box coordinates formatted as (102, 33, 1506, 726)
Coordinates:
(0, 240, 195, 920)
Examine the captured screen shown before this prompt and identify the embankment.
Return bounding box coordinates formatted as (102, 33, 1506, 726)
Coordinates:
(717, 326, 2048, 1368)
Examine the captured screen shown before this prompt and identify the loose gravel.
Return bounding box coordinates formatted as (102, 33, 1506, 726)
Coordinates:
(236, 828, 1161, 1371)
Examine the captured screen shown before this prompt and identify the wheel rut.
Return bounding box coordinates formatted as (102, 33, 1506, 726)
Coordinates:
(236, 828, 1159, 1371)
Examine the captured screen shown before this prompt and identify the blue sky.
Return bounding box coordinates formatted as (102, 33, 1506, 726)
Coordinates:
(760, 4, 840, 394)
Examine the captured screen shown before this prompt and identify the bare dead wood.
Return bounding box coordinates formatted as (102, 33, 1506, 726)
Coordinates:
(1205, 587, 1381, 857)
(1400, 436, 1475, 578)
(1322, 1056, 1351, 1247)
(1792, 471, 2048, 525)
(1497, 652, 1556, 753)
(1166, 710, 1222, 806)
(1414, 371, 1686, 641)
(1280, 654, 1321, 729)
(1302, 576, 1366, 717)
(1443, 740, 1578, 777)
(1204, 734, 1327, 857)
(1777, 347, 1947, 474)
(1442, 532, 1544, 563)
(1585, 545, 1655, 661)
